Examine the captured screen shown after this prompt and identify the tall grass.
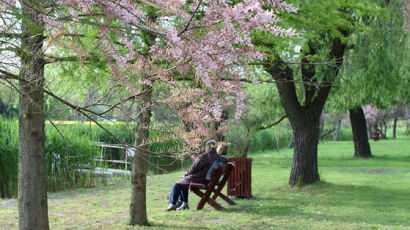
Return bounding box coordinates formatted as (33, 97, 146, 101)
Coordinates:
(0, 118, 18, 198)
(0, 119, 184, 198)
(44, 126, 100, 192)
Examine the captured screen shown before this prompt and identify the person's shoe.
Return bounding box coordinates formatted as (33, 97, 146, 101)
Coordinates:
(175, 200, 182, 207)
(176, 202, 189, 210)
(163, 204, 178, 211)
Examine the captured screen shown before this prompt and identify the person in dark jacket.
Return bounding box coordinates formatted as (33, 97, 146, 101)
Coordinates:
(164, 140, 228, 211)
(205, 143, 229, 181)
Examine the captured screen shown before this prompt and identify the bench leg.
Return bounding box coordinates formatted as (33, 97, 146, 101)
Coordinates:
(192, 189, 207, 210)
(192, 189, 225, 210)
(212, 192, 235, 205)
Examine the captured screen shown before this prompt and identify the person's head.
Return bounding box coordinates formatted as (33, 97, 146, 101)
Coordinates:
(205, 140, 217, 151)
(217, 143, 228, 155)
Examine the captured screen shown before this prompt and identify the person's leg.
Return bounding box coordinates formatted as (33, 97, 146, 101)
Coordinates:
(179, 184, 188, 203)
(167, 183, 181, 205)
(164, 183, 182, 211)
(176, 185, 189, 210)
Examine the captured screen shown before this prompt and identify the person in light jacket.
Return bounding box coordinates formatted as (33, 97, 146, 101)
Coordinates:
(164, 140, 228, 211)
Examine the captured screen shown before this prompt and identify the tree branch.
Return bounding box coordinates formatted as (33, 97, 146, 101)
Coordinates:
(263, 55, 302, 118)
(256, 115, 287, 131)
(178, 0, 203, 36)
(301, 43, 317, 107)
(0, 32, 21, 38)
(319, 128, 336, 140)
(0, 69, 23, 81)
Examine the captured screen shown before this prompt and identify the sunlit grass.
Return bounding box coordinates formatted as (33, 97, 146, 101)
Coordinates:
(0, 136, 409, 229)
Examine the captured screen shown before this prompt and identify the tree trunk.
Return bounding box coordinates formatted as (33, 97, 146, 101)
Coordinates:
(392, 117, 397, 138)
(242, 128, 250, 158)
(276, 128, 280, 152)
(213, 109, 228, 141)
(333, 119, 341, 141)
(18, 1, 49, 229)
(288, 111, 321, 186)
(264, 55, 325, 186)
(263, 36, 346, 186)
(318, 114, 325, 138)
(129, 84, 152, 225)
(380, 120, 387, 139)
(367, 121, 372, 139)
(349, 107, 372, 158)
(288, 133, 294, 148)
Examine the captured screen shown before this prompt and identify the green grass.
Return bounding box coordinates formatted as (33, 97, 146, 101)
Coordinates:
(1, 136, 409, 229)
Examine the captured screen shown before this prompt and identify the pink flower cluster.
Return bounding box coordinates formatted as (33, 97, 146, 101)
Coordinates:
(154, 0, 297, 124)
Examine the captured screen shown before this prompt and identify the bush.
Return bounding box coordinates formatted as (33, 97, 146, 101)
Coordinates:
(225, 124, 293, 157)
(249, 128, 292, 153)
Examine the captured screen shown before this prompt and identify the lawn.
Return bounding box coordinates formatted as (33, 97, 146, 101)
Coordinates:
(1, 136, 409, 229)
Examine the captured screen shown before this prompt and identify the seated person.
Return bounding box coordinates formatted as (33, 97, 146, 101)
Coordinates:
(205, 143, 229, 181)
(164, 140, 228, 211)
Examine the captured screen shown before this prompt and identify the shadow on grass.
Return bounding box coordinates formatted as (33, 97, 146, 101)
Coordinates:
(229, 181, 409, 227)
(319, 154, 410, 166)
(370, 154, 410, 162)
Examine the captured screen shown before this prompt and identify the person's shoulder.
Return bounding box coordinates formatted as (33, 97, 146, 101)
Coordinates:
(200, 149, 217, 159)
(196, 151, 209, 159)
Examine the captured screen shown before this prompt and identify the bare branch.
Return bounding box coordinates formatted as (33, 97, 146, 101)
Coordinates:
(0, 32, 21, 38)
(256, 115, 287, 131)
(178, 0, 203, 36)
(0, 69, 23, 81)
(319, 129, 336, 140)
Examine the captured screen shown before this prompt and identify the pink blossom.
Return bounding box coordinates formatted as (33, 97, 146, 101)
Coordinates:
(51, 0, 297, 150)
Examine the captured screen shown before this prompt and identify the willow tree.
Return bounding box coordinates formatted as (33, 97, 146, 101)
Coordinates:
(254, 0, 379, 186)
(330, 0, 409, 157)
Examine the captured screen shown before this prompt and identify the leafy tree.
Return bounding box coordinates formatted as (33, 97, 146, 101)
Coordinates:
(330, 0, 409, 157)
(254, 0, 378, 186)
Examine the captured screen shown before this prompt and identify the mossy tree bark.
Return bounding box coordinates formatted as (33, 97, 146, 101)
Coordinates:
(18, 0, 49, 229)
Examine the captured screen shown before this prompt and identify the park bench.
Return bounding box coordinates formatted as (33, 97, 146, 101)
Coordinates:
(188, 162, 236, 210)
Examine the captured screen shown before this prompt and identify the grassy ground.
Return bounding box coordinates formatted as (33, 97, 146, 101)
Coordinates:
(1, 136, 409, 230)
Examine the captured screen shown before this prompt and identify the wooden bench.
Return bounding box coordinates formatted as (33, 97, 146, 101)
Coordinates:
(189, 162, 236, 210)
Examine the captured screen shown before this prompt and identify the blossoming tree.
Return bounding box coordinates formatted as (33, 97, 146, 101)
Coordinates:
(1, 0, 296, 227)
